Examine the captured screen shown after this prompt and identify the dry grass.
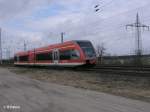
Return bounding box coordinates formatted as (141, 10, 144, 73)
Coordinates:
(8, 66, 150, 103)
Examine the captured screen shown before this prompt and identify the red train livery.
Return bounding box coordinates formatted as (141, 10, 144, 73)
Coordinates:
(14, 40, 96, 67)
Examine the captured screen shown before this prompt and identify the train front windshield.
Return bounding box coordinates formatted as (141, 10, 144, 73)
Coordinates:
(77, 41, 96, 58)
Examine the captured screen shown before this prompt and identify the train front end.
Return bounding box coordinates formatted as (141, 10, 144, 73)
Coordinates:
(76, 41, 96, 67)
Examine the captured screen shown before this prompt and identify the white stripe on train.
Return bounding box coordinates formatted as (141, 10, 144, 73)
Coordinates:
(14, 62, 85, 67)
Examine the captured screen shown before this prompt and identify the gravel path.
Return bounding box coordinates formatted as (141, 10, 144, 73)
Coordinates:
(0, 67, 150, 112)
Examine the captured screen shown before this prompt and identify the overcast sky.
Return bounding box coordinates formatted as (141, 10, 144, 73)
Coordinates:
(1, 0, 150, 58)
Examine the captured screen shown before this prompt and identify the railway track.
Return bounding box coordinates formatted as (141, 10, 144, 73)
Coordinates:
(79, 65, 150, 77)
(10, 64, 150, 77)
(94, 65, 150, 71)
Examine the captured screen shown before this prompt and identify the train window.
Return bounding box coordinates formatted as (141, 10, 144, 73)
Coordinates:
(77, 41, 96, 58)
(60, 50, 71, 60)
(71, 50, 80, 59)
(60, 50, 80, 60)
(19, 55, 29, 61)
(77, 41, 92, 48)
(36, 52, 52, 61)
(82, 47, 96, 57)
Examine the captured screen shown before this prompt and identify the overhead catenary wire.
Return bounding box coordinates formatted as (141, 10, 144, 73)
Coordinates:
(94, 0, 114, 12)
(89, 1, 150, 37)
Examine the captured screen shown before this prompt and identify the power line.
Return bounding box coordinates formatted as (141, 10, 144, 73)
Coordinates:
(0, 28, 2, 64)
(94, 2, 150, 22)
(61, 32, 65, 43)
(126, 13, 149, 65)
(94, 0, 114, 12)
(24, 40, 27, 51)
(126, 13, 149, 56)
(90, 2, 150, 36)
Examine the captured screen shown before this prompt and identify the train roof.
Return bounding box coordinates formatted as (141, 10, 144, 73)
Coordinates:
(15, 40, 91, 56)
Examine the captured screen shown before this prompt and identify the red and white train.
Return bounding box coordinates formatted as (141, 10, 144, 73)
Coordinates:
(14, 40, 96, 67)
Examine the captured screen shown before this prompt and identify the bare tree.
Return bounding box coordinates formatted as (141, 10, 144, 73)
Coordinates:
(96, 43, 106, 64)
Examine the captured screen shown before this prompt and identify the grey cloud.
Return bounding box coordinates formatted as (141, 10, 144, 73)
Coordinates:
(0, 0, 53, 20)
(1, 0, 150, 58)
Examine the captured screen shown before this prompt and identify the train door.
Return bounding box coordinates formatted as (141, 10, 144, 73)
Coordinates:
(52, 49, 59, 65)
(28, 51, 34, 65)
